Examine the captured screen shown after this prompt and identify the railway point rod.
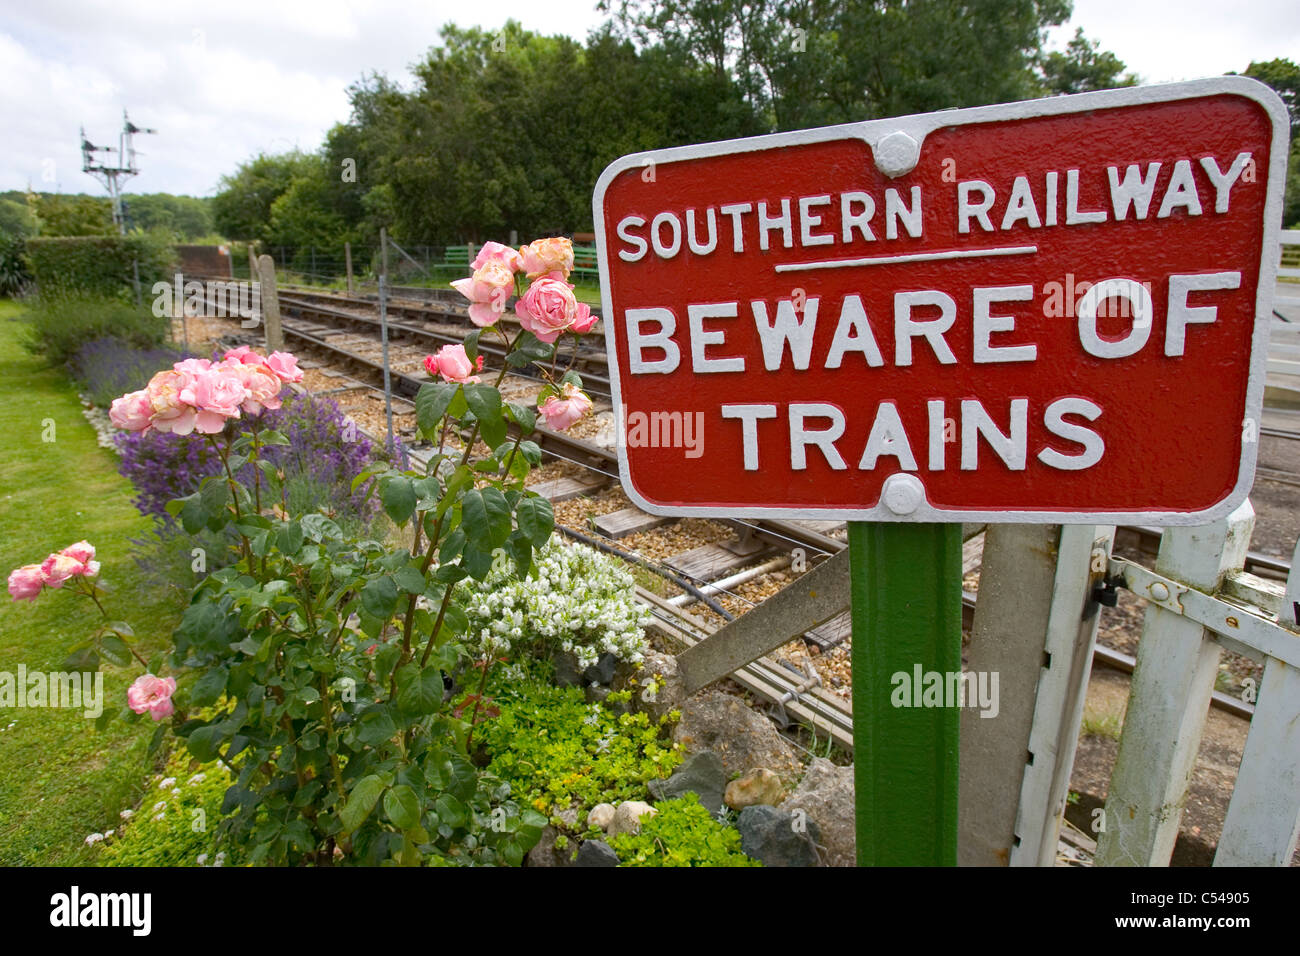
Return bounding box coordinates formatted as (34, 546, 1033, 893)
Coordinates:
(850, 522, 961, 866)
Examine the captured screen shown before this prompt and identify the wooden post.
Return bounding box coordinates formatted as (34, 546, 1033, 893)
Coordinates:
(850, 522, 962, 866)
(344, 241, 354, 294)
(256, 254, 283, 352)
(248, 246, 258, 282)
(1096, 501, 1254, 866)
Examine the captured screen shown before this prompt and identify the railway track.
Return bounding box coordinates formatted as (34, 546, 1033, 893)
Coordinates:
(188, 282, 1298, 743)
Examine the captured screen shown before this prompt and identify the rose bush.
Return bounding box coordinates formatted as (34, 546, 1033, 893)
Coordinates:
(14, 239, 607, 866)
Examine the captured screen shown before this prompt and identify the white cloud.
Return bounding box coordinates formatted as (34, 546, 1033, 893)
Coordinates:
(1, 1, 1294, 200)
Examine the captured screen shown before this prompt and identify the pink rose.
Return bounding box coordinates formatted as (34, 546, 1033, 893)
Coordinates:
(538, 382, 593, 432)
(471, 240, 523, 273)
(7, 564, 44, 602)
(424, 344, 482, 384)
(451, 261, 515, 328)
(59, 541, 100, 578)
(225, 361, 284, 414)
(127, 674, 177, 721)
(147, 369, 198, 435)
(180, 368, 248, 434)
(40, 553, 81, 589)
(222, 345, 266, 366)
(265, 351, 303, 384)
(109, 389, 153, 432)
(519, 237, 574, 279)
(173, 358, 213, 376)
(516, 273, 583, 344)
(569, 304, 598, 335)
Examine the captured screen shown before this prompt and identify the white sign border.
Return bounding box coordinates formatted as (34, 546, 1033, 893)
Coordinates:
(591, 77, 1292, 525)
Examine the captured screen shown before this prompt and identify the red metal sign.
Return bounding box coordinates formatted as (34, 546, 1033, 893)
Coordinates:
(593, 79, 1290, 523)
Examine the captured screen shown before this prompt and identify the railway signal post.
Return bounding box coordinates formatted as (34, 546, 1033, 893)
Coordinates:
(594, 78, 1288, 865)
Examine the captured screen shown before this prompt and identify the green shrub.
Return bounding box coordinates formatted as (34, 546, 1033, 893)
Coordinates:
(21, 294, 169, 367)
(480, 675, 681, 821)
(95, 748, 236, 867)
(609, 793, 760, 867)
(0, 234, 31, 295)
(25, 233, 175, 300)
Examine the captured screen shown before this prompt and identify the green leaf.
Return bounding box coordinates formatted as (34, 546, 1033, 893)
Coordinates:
(98, 636, 132, 667)
(62, 646, 100, 674)
(384, 785, 421, 830)
(180, 495, 207, 535)
(382, 477, 417, 524)
(361, 575, 399, 619)
(462, 329, 482, 363)
(434, 792, 468, 829)
(518, 440, 543, 466)
(461, 542, 493, 580)
(340, 775, 386, 834)
(396, 665, 444, 717)
(506, 332, 554, 366)
(277, 522, 305, 555)
(559, 370, 584, 389)
(190, 667, 228, 707)
(258, 429, 291, 446)
(356, 707, 398, 747)
(505, 402, 537, 433)
(185, 724, 225, 763)
(199, 475, 230, 515)
(416, 382, 459, 436)
(393, 566, 426, 594)
(464, 384, 505, 447)
(515, 495, 554, 548)
(301, 513, 342, 542)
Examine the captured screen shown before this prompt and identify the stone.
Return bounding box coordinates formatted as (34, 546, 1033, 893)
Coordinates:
(648, 750, 726, 814)
(725, 768, 785, 810)
(737, 805, 821, 867)
(526, 826, 568, 867)
(552, 650, 582, 688)
(587, 803, 616, 831)
(582, 652, 619, 686)
(633, 650, 688, 721)
(574, 840, 619, 867)
(555, 808, 579, 829)
(782, 757, 856, 867)
(609, 800, 657, 837)
(673, 690, 802, 784)
(584, 683, 611, 705)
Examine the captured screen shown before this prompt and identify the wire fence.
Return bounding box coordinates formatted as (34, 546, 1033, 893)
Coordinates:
(226, 242, 475, 288)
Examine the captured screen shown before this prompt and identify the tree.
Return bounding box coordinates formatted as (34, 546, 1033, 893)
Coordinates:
(0, 198, 38, 237)
(1240, 59, 1300, 226)
(1039, 27, 1137, 95)
(30, 194, 114, 236)
(211, 152, 316, 241)
(603, 0, 1083, 129)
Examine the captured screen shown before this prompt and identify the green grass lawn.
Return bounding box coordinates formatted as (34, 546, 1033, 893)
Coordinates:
(0, 299, 185, 865)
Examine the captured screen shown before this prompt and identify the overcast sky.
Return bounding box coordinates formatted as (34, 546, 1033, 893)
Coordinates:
(1, 0, 1296, 199)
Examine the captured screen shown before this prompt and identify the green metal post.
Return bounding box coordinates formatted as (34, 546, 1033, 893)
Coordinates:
(850, 522, 962, 866)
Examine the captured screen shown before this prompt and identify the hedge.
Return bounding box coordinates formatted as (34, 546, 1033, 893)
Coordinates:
(25, 234, 176, 300)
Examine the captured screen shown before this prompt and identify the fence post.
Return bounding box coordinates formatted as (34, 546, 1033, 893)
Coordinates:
(344, 241, 354, 294)
(958, 524, 1111, 865)
(248, 246, 257, 282)
(256, 254, 283, 352)
(377, 229, 395, 453)
(1214, 534, 1300, 865)
(1095, 500, 1255, 866)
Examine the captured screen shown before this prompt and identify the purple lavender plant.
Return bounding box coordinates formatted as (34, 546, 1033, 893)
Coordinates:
(115, 391, 388, 530)
(69, 338, 196, 409)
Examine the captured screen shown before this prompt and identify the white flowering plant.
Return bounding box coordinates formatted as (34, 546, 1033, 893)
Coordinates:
(462, 539, 651, 672)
